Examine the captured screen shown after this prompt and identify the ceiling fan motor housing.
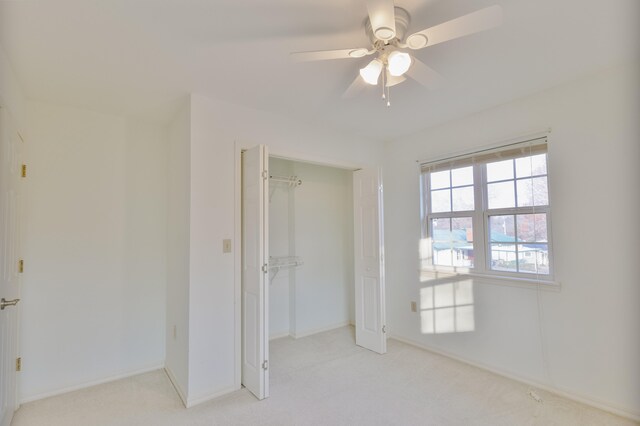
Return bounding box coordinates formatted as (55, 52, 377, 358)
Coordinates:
(366, 7, 411, 45)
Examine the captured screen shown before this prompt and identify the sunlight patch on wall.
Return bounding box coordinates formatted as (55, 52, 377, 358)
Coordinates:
(420, 280, 475, 334)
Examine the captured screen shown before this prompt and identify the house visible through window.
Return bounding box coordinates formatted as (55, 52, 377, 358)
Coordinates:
(420, 137, 553, 280)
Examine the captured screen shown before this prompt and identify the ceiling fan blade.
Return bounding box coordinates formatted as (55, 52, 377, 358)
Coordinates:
(386, 72, 406, 87)
(290, 48, 372, 62)
(342, 75, 367, 99)
(405, 58, 444, 90)
(406, 5, 503, 49)
(366, 0, 397, 41)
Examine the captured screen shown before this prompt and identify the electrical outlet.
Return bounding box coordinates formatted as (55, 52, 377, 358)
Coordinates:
(411, 301, 417, 312)
(223, 239, 232, 253)
(172, 325, 177, 340)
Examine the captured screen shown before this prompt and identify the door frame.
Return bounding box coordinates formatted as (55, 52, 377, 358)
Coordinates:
(233, 141, 384, 391)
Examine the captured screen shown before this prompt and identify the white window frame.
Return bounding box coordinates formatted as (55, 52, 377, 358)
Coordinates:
(420, 136, 556, 285)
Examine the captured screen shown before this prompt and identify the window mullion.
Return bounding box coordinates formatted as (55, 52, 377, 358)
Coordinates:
(473, 163, 486, 273)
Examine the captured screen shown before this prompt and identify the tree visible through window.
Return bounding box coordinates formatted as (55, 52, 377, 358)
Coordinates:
(420, 138, 553, 279)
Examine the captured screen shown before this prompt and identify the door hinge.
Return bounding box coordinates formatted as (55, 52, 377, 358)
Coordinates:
(262, 170, 268, 181)
(262, 360, 268, 370)
(382, 325, 386, 334)
(16, 357, 21, 372)
(21, 164, 27, 178)
(18, 259, 24, 273)
(262, 263, 268, 273)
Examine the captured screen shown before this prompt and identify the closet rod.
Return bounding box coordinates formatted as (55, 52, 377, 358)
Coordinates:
(270, 175, 302, 186)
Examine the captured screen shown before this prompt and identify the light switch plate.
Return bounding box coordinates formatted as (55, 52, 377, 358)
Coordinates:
(411, 301, 417, 312)
(223, 239, 232, 253)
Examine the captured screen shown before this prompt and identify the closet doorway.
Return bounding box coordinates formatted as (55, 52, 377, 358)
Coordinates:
(237, 144, 386, 401)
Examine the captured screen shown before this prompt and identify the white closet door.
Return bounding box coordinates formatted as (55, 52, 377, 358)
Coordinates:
(241, 144, 269, 400)
(0, 107, 22, 426)
(353, 167, 386, 354)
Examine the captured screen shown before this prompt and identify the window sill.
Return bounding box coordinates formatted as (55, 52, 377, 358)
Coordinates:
(419, 267, 561, 291)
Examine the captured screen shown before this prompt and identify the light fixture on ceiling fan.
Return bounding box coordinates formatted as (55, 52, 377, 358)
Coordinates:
(291, 1, 503, 106)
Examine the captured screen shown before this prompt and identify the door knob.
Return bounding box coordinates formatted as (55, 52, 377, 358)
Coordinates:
(0, 298, 20, 310)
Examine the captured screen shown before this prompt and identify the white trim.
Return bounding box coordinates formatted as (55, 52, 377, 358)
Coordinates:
(186, 385, 240, 408)
(290, 321, 351, 339)
(389, 334, 640, 422)
(268, 146, 364, 171)
(233, 140, 242, 391)
(20, 363, 165, 404)
(269, 331, 291, 341)
(164, 366, 187, 407)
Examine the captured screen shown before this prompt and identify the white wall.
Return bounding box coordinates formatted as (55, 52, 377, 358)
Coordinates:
(21, 101, 168, 402)
(268, 158, 354, 339)
(0, 44, 26, 133)
(383, 63, 640, 419)
(179, 93, 381, 405)
(291, 161, 354, 336)
(165, 101, 190, 399)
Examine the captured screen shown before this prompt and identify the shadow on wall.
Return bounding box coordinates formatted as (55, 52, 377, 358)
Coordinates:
(419, 272, 475, 335)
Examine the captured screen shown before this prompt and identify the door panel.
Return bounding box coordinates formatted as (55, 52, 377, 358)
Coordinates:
(0, 107, 22, 426)
(353, 168, 386, 354)
(241, 145, 269, 400)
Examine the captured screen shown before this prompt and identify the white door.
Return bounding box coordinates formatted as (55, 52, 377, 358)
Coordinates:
(241, 145, 269, 400)
(0, 107, 23, 426)
(353, 168, 386, 354)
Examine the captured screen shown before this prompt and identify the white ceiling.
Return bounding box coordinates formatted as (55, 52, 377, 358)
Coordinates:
(0, 0, 638, 142)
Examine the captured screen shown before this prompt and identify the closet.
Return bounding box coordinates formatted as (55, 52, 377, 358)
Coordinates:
(239, 144, 386, 401)
(268, 157, 354, 340)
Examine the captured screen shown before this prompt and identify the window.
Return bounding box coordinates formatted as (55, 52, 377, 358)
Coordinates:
(420, 137, 553, 280)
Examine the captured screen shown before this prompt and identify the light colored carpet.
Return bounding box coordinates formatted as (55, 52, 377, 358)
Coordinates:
(12, 327, 636, 425)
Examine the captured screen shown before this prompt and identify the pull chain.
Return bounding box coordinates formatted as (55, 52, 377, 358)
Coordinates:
(386, 83, 391, 107)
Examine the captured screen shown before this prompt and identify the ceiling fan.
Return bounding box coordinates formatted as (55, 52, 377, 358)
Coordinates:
(291, 1, 503, 106)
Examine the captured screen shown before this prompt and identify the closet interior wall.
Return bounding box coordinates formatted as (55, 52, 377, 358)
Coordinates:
(269, 158, 354, 339)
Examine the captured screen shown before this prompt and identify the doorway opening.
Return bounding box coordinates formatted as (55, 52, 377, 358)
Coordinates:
(268, 157, 354, 341)
(237, 145, 386, 401)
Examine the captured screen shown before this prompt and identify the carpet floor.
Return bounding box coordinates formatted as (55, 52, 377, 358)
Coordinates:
(12, 326, 636, 425)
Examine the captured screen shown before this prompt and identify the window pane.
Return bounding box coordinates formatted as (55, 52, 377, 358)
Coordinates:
(452, 186, 474, 211)
(488, 181, 515, 209)
(515, 154, 546, 177)
(490, 244, 517, 272)
(517, 214, 548, 243)
(452, 217, 473, 242)
(431, 218, 451, 240)
(516, 214, 535, 242)
(486, 159, 514, 182)
(431, 189, 451, 213)
(451, 166, 473, 187)
(431, 217, 474, 268)
(433, 247, 452, 266)
(489, 215, 515, 242)
(430, 170, 450, 190)
(532, 176, 549, 206)
(453, 218, 474, 267)
(533, 214, 548, 242)
(517, 244, 549, 274)
(516, 178, 533, 207)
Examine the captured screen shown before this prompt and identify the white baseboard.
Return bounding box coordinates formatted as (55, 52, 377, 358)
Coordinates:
(291, 321, 350, 339)
(186, 385, 240, 408)
(389, 333, 640, 422)
(269, 331, 291, 341)
(20, 362, 165, 404)
(164, 366, 187, 407)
